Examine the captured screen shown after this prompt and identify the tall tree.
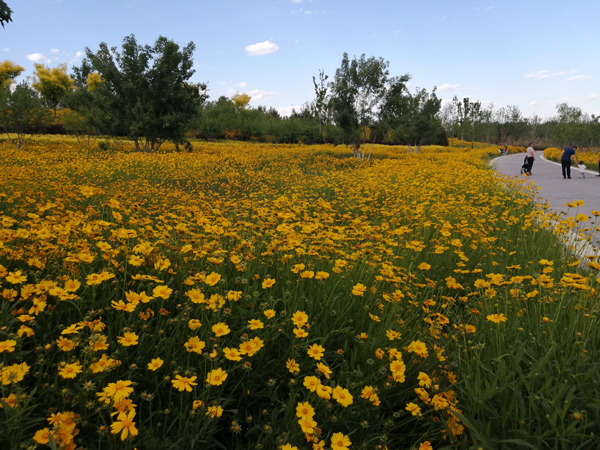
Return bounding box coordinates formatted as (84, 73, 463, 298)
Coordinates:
(552, 102, 583, 147)
(232, 92, 251, 110)
(329, 53, 403, 159)
(0, 81, 50, 148)
(0, 1, 11, 28)
(73, 34, 207, 152)
(312, 69, 330, 141)
(0, 60, 23, 87)
(32, 63, 75, 122)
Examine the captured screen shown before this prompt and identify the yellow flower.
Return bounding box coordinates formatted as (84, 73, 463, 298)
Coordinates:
(295, 401, 315, 419)
(406, 402, 421, 416)
(206, 368, 228, 386)
(419, 442, 433, 450)
(212, 322, 231, 337)
(117, 332, 139, 347)
(262, 278, 276, 289)
(464, 324, 476, 333)
(0, 339, 17, 353)
(206, 405, 223, 418)
(291, 310, 309, 327)
(307, 343, 325, 360)
(263, 309, 276, 319)
(332, 386, 353, 407)
(204, 272, 222, 286)
(6, 270, 27, 284)
(248, 319, 264, 330)
(286, 358, 300, 373)
(58, 362, 83, 379)
(351, 283, 367, 296)
(171, 375, 198, 392)
(406, 340, 429, 358)
(33, 428, 51, 445)
(330, 432, 351, 450)
(147, 358, 164, 371)
(486, 313, 508, 323)
(223, 347, 242, 361)
(316, 362, 332, 379)
(152, 285, 173, 299)
(188, 319, 202, 330)
(184, 336, 206, 354)
(110, 410, 138, 441)
(303, 375, 319, 392)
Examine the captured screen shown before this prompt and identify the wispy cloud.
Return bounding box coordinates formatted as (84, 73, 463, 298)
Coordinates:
(524, 70, 566, 80)
(567, 75, 592, 81)
(245, 41, 279, 56)
(292, 8, 313, 14)
(247, 89, 277, 102)
(436, 83, 460, 92)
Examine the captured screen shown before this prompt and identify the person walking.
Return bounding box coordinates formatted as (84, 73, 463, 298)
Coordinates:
(525, 142, 535, 175)
(560, 146, 579, 179)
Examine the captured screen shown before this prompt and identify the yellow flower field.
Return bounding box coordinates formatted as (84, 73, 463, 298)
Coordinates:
(0, 139, 598, 449)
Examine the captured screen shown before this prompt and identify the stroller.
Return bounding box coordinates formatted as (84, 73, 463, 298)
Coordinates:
(520, 156, 529, 175)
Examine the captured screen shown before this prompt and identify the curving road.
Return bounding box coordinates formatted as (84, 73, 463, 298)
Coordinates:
(491, 150, 600, 221)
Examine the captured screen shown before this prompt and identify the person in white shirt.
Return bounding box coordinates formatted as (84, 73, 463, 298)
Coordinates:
(525, 142, 535, 175)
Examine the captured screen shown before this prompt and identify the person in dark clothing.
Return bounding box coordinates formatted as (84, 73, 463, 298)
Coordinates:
(525, 142, 535, 175)
(560, 146, 579, 179)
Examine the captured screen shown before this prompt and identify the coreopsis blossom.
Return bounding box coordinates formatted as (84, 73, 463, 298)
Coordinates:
(110, 410, 138, 440)
(117, 332, 139, 347)
(332, 386, 353, 407)
(204, 272, 221, 286)
(90, 354, 119, 374)
(300, 270, 314, 279)
(303, 376, 319, 392)
(227, 290, 242, 301)
(33, 428, 51, 445)
(188, 319, 202, 330)
(59, 362, 83, 379)
(248, 319, 264, 330)
(291, 264, 305, 273)
(291, 311, 309, 327)
(1, 363, 29, 385)
(417, 372, 432, 388)
(330, 432, 351, 450)
(56, 337, 77, 352)
(406, 402, 421, 416)
(307, 343, 325, 360)
(351, 283, 367, 296)
(0, 339, 17, 353)
(298, 416, 317, 433)
(206, 368, 228, 386)
(6, 270, 27, 284)
(419, 442, 433, 450)
(102, 380, 134, 401)
(316, 383, 332, 399)
(316, 362, 332, 379)
(407, 340, 429, 358)
(17, 325, 34, 338)
(286, 359, 300, 374)
(192, 400, 204, 410)
(128, 255, 144, 266)
(1, 393, 17, 408)
(184, 336, 206, 354)
(206, 405, 223, 418)
(172, 375, 198, 392)
(315, 271, 329, 280)
(263, 309, 276, 319)
(223, 347, 242, 361)
(186, 289, 205, 304)
(262, 278, 276, 289)
(296, 401, 315, 419)
(152, 285, 172, 299)
(293, 328, 309, 338)
(486, 313, 508, 323)
(464, 324, 477, 333)
(147, 358, 163, 371)
(212, 322, 231, 337)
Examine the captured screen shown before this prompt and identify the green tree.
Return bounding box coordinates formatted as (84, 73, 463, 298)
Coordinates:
(551, 102, 584, 147)
(73, 34, 207, 152)
(0, 81, 50, 148)
(32, 63, 75, 122)
(329, 53, 405, 159)
(0, 60, 23, 87)
(0, 1, 11, 28)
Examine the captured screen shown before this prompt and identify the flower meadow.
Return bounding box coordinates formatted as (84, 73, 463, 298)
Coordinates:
(1, 139, 599, 450)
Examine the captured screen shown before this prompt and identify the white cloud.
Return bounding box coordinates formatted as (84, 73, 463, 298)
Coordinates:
(247, 89, 277, 102)
(582, 93, 599, 101)
(291, 0, 303, 3)
(277, 105, 295, 117)
(245, 40, 279, 56)
(524, 70, 566, 79)
(436, 83, 460, 92)
(26, 53, 50, 64)
(529, 100, 538, 106)
(292, 8, 312, 14)
(1, 48, 8, 52)
(237, 81, 247, 88)
(567, 75, 592, 81)
(50, 48, 60, 54)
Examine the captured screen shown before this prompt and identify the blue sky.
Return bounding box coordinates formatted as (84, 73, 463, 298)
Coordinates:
(2, 0, 599, 119)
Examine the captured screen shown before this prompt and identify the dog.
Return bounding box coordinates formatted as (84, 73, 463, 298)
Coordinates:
(578, 164, 586, 178)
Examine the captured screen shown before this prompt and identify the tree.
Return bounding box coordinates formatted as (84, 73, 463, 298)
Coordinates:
(0, 60, 23, 87)
(551, 102, 583, 147)
(312, 69, 330, 141)
(73, 34, 207, 152)
(0, 81, 50, 148)
(232, 92, 251, 110)
(0, 1, 12, 28)
(455, 97, 482, 147)
(32, 63, 75, 122)
(329, 53, 403, 159)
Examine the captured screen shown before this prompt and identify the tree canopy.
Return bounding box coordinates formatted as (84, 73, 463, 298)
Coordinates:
(0, 1, 11, 28)
(72, 34, 207, 152)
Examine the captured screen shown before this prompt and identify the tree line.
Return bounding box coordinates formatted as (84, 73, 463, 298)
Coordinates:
(1, 34, 598, 153)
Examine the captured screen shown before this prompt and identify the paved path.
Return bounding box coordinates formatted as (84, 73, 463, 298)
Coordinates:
(491, 151, 600, 221)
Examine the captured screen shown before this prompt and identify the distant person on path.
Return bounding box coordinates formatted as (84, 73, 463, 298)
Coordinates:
(504, 145, 509, 155)
(525, 142, 535, 175)
(560, 146, 579, 179)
